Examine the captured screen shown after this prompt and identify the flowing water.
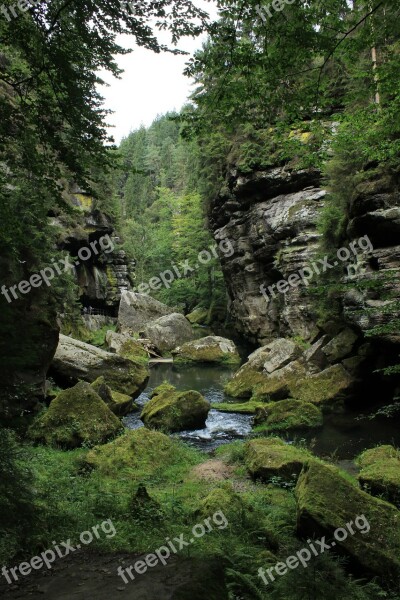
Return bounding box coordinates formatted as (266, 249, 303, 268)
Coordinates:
(123, 362, 253, 449)
(123, 362, 400, 458)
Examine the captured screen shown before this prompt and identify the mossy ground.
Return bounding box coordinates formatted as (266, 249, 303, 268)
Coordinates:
(212, 399, 269, 414)
(2, 431, 394, 600)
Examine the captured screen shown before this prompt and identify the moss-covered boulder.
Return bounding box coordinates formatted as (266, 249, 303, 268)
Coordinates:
(291, 364, 354, 410)
(244, 438, 314, 481)
(141, 383, 211, 432)
(356, 445, 400, 505)
(84, 428, 181, 476)
(90, 377, 137, 416)
(51, 334, 149, 397)
(106, 330, 149, 365)
(224, 343, 301, 399)
(196, 482, 246, 520)
(295, 461, 400, 577)
(252, 361, 308, 402)
(254, 399, 323, 433)
(29, 382, 122, 448)
(172, 336, 240, 365)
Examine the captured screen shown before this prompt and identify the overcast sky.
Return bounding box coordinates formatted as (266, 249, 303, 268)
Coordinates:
(98, 0, 219, 144)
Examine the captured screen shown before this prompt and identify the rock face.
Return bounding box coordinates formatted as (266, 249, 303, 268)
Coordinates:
(211, 167, 324, 345)
(117, 291, 174, 334)
(210, 162, 400, 406)
(56, 187, 135, 312)
(29, 381, 122, 448)
(143, 313, 195, 353)
(50, 334, 149, 397)
(356, 445, 400, 506)
(141, 383, 210, 433)
(296, 461, 400, 577)
(172, 336, 241, 365)
(244, 438, 314, 481)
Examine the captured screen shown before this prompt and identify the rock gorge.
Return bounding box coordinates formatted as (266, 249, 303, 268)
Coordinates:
(211, 161, 400, 408)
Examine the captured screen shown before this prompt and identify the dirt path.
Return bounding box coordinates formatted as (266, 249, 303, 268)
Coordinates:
(0, 551, 226, 600)
(191, 459, 235, 482)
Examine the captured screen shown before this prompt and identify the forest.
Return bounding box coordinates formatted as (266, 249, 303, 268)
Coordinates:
(1, 1, 400, 599)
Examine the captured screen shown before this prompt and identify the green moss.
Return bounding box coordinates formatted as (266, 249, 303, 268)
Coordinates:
(90, 377, 137, 416)
(186, 308, 209, 325)
(224, 366, 269, 399)
(296, 461, 400, 577)
(29, 382, 123, 449)
(84, 428, 199, 478)
(101, 357, 149, 397)
(196, 482, 246, 520)
(253, 399, 323, 433)
(291, 364, 353, 409)
(356, 446, 400, 505)
(141, 383, 210, 433)
(119, 338, 149, 365)
(212, 400, 269, 414)
(244, 438, 315, 481)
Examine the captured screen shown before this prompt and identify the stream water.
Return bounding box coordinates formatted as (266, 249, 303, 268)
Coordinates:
(123, 362, 400, 459)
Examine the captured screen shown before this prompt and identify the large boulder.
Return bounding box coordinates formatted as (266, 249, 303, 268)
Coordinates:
(141, 383, 210, 432)
(29, 381, 122, 448)
(356, 445, 400, 505)
(254, 399, 323, 432)
(143, 313, 195, 353)
(244, 438, 314, 481)
(173, 336, 241, 365)
(90, 377, 137, 416)
(51, 334, 149, 397)
(117, 291, 174, 334)
(295, 461, 400, 577)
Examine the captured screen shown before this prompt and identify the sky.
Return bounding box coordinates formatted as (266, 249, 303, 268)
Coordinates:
(98, 0, 219, 144)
